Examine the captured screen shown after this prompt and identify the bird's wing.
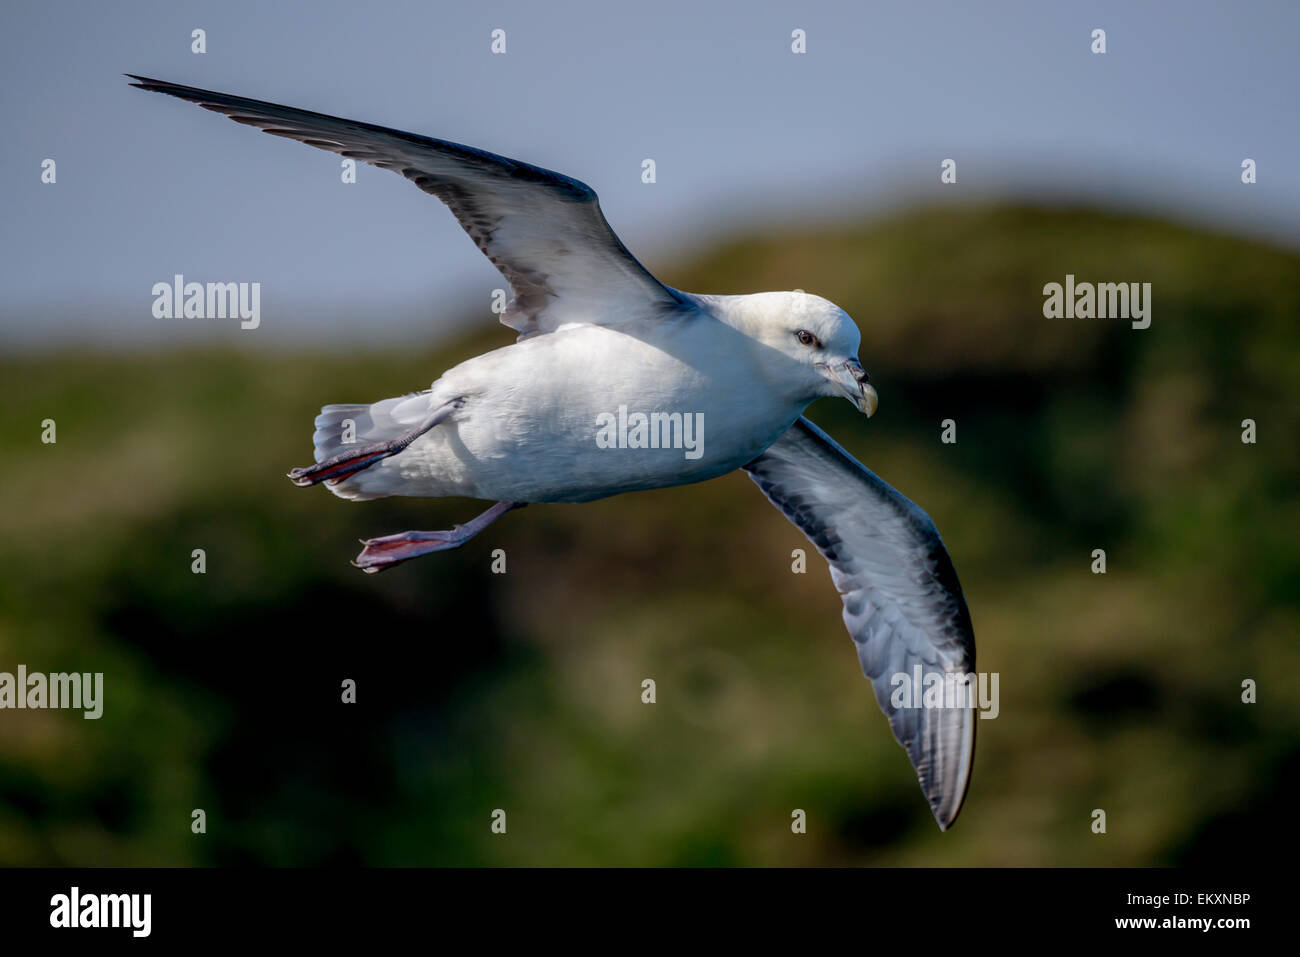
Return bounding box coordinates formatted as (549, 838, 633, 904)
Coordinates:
(743, 416, 977, 830)
(127, 76, 686, 338)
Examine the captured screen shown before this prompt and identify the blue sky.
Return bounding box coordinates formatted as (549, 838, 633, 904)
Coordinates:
(3, 0, 1297, 348)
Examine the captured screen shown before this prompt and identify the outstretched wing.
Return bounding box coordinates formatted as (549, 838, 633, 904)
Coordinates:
(743, 417, 977, 830)
(127, 75, 685, 338)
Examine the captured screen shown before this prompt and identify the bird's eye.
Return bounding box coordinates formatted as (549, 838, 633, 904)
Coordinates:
(795, 329, 820, 347)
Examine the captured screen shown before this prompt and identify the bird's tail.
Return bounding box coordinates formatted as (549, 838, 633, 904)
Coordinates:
(309, 393, 431, 501)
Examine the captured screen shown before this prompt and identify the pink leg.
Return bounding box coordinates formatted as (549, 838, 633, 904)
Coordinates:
(353, 501, 526, 574)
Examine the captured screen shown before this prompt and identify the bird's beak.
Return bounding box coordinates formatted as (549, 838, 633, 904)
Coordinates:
(824, 359, 878, 417)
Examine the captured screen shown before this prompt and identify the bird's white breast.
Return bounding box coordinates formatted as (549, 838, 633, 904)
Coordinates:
(369, 319, 807, 503)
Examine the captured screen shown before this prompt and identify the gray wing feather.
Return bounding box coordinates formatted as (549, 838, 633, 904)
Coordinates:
(743, 416, 977, 829)
(127, 75, 683, 337)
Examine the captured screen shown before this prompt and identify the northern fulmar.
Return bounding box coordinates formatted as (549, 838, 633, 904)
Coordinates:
(131, 76, 977, 830)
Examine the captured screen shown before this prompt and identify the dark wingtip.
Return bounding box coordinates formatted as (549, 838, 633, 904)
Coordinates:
(125, 75, 193, 97)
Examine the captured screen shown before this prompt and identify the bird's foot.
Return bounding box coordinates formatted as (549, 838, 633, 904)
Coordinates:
(353, 529, 467, 573)
(287, 443, 394, 487)
(351, 501, 527, 574)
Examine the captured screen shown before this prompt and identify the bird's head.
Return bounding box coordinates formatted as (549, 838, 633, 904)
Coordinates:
(733, 291, 878, 416)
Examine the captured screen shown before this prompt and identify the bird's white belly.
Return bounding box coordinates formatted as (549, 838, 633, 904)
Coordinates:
(369, 323, 804, 503)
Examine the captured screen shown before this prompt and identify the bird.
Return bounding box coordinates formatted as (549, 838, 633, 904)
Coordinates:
(130, 75, 978, 831)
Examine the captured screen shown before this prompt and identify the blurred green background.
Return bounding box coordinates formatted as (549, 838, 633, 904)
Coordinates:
(1, 202, 1297, 865)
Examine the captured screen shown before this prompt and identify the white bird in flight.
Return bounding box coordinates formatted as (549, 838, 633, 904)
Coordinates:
(131, 76, 977, 830)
